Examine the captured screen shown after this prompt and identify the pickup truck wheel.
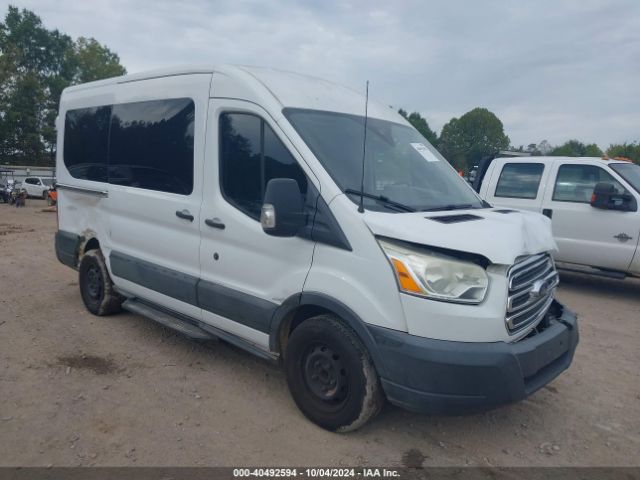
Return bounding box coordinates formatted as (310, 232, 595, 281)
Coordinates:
(284, 315, 384, 432)
(79, 250, 122, 316)
(42, 191, 48, 200)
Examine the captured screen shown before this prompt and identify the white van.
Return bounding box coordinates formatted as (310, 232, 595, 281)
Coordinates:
(54, 65, 578, 431)
(477, 156, 640, 279)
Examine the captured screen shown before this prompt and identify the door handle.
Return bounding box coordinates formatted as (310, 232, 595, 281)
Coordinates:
(614, 233, 633, 242)
(542, 208, 553, 219)
(175, 209, 194, 222)
(205, 218, 226, 230)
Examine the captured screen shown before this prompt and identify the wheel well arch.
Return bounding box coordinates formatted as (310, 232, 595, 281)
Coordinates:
(275, 303, 333, 357)
(83, 237, 100, 254)
(270, 292, 388, 378)
(75, 234, 101, 267)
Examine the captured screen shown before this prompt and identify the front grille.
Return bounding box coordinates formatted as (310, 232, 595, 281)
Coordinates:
(506, 253, 559, 334)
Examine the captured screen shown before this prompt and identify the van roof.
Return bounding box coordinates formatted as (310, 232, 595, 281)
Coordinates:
(64, 65, 216, 91)
(63, 64, 399, 121)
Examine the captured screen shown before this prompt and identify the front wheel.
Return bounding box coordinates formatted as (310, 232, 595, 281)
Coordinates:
(284, 315, 384, 432)
(78, 249, 123, 316)
(42, 190, 48, 200)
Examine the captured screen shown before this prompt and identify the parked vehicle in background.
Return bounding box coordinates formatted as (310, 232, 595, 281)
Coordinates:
(1, 169, 15, 203)
(467, 152, 531, 185)
(466, 165, 478, 184)
(3, 179, 22, 205)
(54, 65, 578, 432)
(9, 183, 27, 207)
(476, 156, 640, 279)
(22, 176, 55, 199)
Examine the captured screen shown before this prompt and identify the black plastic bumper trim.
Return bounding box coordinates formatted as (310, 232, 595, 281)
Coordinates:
(368, 301, 579, 415)
(55, 230, 81, 270)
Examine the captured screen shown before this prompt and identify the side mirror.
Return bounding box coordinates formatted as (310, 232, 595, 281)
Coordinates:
(590, 182, 637, 211)
(261, 178, 305, 237)
(590, 182, 615, 209)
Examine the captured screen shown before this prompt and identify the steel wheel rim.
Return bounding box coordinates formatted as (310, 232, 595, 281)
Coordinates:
(86, 265, 103, 300)
(302, 343, 349, 405)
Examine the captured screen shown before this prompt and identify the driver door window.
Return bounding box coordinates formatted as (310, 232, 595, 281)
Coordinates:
(219, 112, 308, 220)
(552, 164, 627, 203)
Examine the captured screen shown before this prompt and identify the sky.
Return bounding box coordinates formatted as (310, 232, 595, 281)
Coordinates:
(4, 0, 639, 149)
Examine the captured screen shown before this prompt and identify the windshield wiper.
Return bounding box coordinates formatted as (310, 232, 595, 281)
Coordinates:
(344, 189, 415, 212)
(422, 203, 475, 212)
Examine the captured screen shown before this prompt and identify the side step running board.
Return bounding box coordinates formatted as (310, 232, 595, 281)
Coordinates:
(121, 298, 278, 362)
(122, 299, 213, 340)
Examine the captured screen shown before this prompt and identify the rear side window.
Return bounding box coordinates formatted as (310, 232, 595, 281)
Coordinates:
(110, 98, 195, 195)
(553, 164, 626, 203)
(220, 112, 307, 220)
(63, 106, 111, 182)
(495, 163, 544, 199)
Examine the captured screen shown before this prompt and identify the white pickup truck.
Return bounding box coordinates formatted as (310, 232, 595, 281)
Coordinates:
(476, 156, 640, 279)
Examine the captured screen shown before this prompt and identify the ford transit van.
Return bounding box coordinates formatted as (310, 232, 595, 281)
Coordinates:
(54, 65, 578, 431)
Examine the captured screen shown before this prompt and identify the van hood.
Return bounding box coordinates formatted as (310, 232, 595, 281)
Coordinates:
(363, 207, 556, 265)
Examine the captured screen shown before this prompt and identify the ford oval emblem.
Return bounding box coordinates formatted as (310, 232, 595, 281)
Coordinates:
(530, 279, 550, 299)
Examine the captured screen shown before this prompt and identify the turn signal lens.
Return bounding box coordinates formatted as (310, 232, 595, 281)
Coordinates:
(391, 258, 422, 293)
(260, 203, 276, 229)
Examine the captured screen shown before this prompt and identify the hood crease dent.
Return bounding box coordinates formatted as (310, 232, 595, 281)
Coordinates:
(363, 208, 557, 265)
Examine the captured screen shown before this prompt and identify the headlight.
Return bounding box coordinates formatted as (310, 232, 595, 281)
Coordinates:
(378, 238, 489, 304)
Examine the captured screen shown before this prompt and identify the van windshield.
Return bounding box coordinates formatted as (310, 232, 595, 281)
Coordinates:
(283, 108, 484, 212)
(610, 162, 640, 194)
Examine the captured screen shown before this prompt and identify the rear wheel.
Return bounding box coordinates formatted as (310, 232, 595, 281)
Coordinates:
(284, 315, 384, 432)
(79, 249, 122, 316)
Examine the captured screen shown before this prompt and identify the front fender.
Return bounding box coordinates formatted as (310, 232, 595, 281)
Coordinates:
(268, 291, 392, 379)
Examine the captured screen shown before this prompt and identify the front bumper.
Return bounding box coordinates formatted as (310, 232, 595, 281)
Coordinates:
(367, 300, 578, 415)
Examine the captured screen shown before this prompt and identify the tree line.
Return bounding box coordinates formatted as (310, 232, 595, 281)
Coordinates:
(1, 5, 638, 169)
(399, 108, 640, 171)
(0, 6, 125, 166)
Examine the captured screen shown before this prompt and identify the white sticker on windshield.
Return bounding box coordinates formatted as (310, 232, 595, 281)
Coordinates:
(410, 142, 439, 162)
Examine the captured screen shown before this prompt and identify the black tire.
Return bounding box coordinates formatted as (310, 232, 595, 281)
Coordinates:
(78, 249, 123, 316)
(42, 190, 48, 200)
(284, 315, 384, 432)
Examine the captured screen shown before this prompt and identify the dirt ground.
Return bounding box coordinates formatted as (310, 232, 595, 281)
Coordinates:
(0, 200, 639, 467)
